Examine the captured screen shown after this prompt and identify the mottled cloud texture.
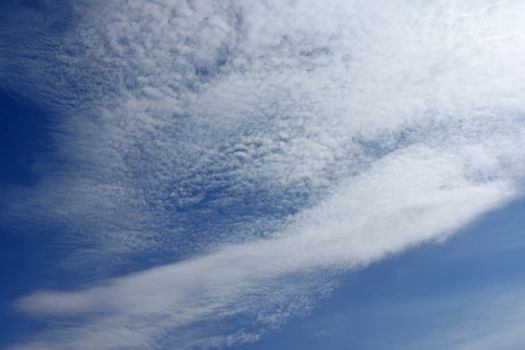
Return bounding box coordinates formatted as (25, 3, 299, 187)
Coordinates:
(2, 0, 525, 349)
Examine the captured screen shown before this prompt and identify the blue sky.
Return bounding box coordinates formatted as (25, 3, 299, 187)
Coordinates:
(2, 1, 525, 349)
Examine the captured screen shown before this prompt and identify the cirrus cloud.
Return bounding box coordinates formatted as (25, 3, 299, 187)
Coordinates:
(3, 0, 525, 348)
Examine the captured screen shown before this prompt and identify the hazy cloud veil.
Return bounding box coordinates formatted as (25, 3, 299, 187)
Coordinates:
(3, 0, 525, 349)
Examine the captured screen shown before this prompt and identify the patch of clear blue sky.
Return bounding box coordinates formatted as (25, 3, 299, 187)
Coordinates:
(0, 89, 67, 348)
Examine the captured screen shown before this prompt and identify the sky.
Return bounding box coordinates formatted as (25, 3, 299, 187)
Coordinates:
(1, 0, 525, 349)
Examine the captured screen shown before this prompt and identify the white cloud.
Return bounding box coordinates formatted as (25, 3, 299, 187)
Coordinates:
(3, 0, 525, 348)
(12, 145, 517, 349)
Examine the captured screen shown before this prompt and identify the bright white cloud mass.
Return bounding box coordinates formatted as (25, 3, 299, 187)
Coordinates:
(3, 0, 525, 349)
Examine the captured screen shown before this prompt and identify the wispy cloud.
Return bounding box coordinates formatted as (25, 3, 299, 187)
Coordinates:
(3, 0, 525, 348)
(12, 146, 517, 348)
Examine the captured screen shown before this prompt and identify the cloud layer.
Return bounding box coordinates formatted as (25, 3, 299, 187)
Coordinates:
(3, 0, 525, 348)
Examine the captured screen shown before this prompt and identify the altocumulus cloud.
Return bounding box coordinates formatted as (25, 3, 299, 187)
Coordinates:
(3, 0, 525, 349)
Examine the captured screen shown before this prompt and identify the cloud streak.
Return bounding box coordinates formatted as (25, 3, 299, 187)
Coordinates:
(12, 145, 518, 349)
(3, 0, 525, 348)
